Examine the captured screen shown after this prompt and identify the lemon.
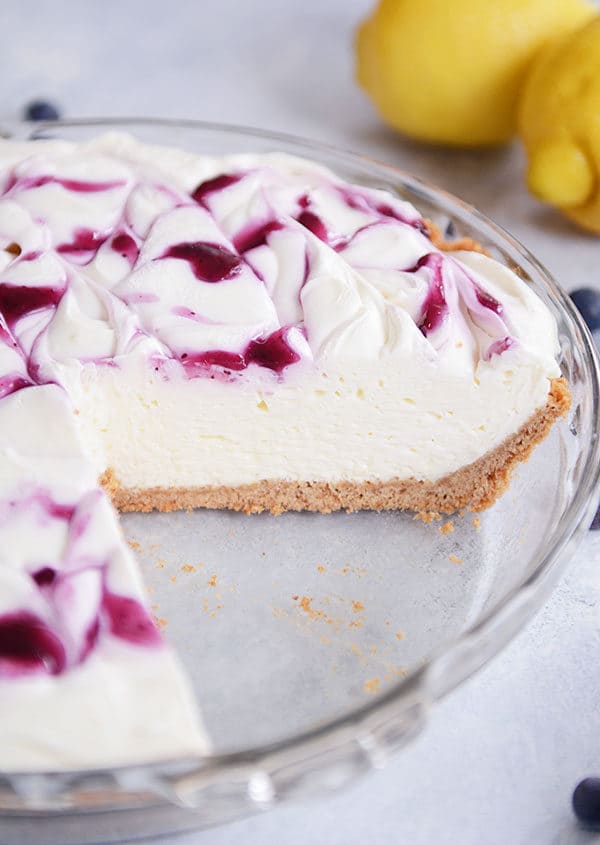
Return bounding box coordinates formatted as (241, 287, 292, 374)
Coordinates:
(519, 16, 600, 233)
(356, 0, 595, 148)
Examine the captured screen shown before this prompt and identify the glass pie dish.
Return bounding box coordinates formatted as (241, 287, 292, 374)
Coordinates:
(0, 119, 599, 845)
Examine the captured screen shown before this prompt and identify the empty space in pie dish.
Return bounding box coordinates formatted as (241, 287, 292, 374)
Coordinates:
(122, 425, 566, 754)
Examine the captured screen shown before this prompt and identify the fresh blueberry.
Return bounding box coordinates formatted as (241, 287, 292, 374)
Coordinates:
(570, 288, 600, 333)
(573, 778, 600, 828)
(590, 508, 600, 531)
(23, 100, 61, 122)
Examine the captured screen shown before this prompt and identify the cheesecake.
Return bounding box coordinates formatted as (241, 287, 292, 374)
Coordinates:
(0, 133, 570, 770)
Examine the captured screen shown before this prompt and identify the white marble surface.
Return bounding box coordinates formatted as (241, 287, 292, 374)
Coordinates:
(3, 1, 600, 843)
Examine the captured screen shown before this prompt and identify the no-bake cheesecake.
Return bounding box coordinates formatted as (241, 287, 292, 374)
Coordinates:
(0, 133, 570, 770)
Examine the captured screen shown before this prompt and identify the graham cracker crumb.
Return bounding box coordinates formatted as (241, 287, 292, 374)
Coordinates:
(414, 511, 442, 524)
(182, 564, 196, 573)
(364, 677, 380, 694)
(297, 595, 325, 620)
(127, 540, 141, 551)
(351, 600, 364, 613)
(317, 564, 326, 573)
(472, 516, 481, 531)
(384, 666, 409, 682)
(425, 219, 489, 255)
(208, 575, 218, 587)
(439, 520, 454, 535)
(449, 554, 462, 565)
(395, 631, 404, 640)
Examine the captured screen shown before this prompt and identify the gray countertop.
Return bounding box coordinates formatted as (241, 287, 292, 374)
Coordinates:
(3, 2, 600, 843)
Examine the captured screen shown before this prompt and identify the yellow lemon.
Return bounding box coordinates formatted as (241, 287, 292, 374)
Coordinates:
(356, 0, 595, 148)
(519, 16, 600, 233)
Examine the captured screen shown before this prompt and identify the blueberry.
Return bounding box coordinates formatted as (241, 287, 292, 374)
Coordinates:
(570, 288, 600, 333)
(573, 778, 600, 828)
(590, 508, 600, 531)
(23, 100, 61, 122)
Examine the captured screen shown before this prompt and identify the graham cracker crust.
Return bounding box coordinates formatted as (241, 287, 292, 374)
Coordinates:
(424, 219, 488, 255)
(101, 377, 570, 517)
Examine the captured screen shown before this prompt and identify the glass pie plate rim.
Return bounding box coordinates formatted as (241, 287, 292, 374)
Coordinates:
(1, 118, 599, 839)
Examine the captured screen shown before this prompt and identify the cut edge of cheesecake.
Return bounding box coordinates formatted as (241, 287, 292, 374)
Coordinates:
(100, 221, 570, 519)
(101, 376, 571, 517)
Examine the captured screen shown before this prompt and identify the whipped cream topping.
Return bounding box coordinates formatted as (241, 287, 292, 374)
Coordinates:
(0, 132, 558, 393)
(0, 133, 561, 769)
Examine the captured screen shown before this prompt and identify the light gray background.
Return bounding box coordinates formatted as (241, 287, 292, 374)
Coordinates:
(3, 2, 600, 843)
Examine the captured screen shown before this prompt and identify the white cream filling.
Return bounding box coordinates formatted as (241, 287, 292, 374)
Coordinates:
(57, 350, 554, 490)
